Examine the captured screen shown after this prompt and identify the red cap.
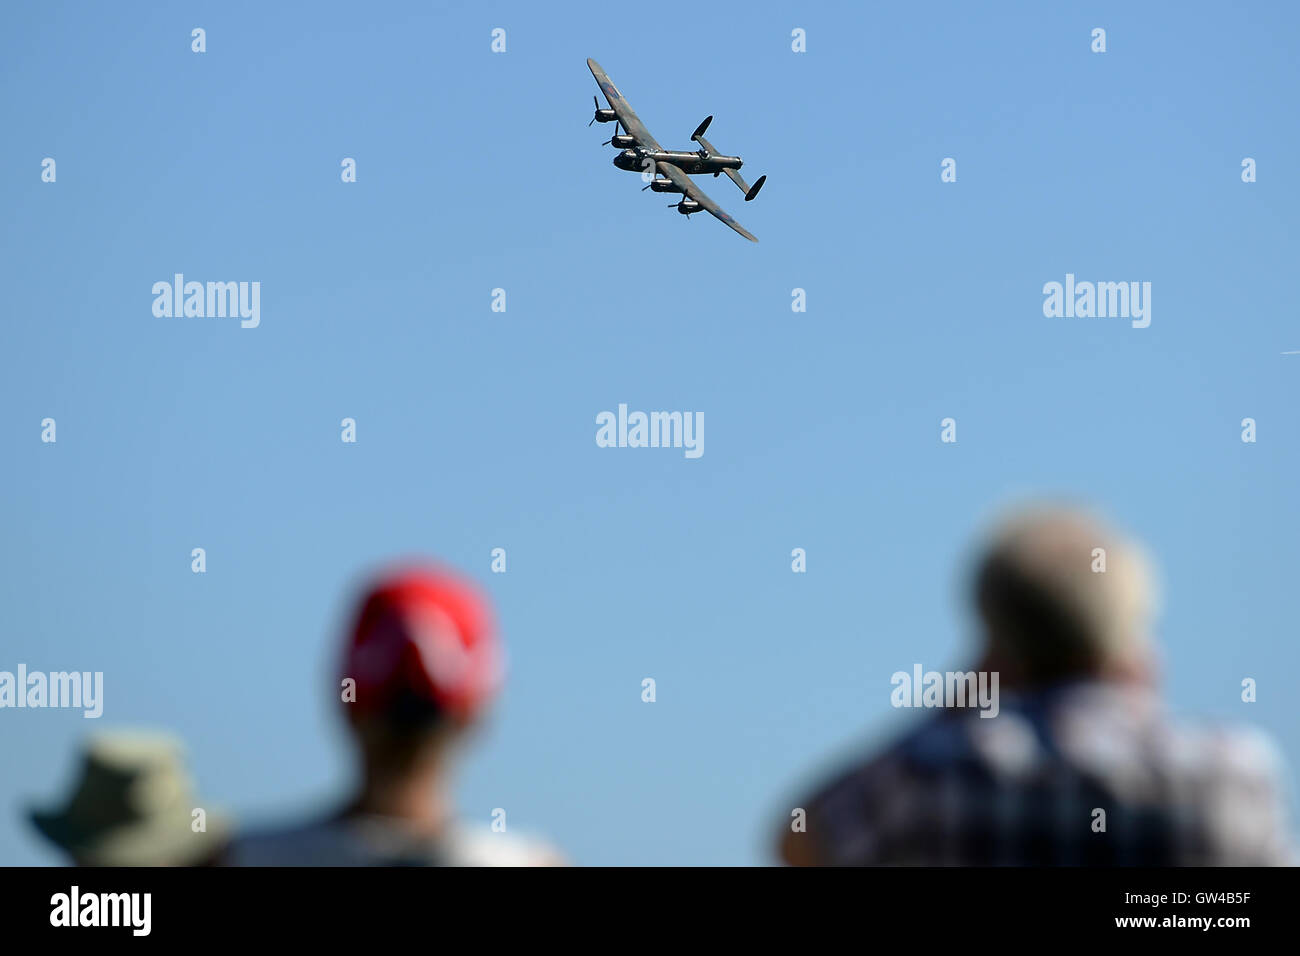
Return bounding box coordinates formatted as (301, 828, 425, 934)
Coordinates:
(341, 566, 502, 719)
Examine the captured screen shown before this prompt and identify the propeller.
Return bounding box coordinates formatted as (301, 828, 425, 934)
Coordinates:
(591, 97, 620, 138)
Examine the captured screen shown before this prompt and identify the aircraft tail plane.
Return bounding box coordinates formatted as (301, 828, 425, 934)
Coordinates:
(737, 172, 767, 201)
(692, 117, 766, 201)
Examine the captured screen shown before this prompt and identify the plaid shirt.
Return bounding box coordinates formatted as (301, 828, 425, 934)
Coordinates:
(799, 682, 1294, 866)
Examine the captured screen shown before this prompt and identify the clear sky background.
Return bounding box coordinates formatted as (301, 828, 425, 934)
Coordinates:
(2, 1, 1297, 865)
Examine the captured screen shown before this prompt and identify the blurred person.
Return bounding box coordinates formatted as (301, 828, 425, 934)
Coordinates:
(29, 731, 229, 866)
(227, 564, 562, 866)
(778, 505, 1294, 866)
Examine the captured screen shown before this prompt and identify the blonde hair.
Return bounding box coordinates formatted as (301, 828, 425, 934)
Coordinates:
(973, 506, 1156, 679)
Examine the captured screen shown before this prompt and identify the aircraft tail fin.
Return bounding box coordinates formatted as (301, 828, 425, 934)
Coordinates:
(693, 121, 765, 201)
(721, 168, 765, 201)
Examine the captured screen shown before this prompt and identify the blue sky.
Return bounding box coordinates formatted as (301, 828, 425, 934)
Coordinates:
(1, 1, 1297, 865)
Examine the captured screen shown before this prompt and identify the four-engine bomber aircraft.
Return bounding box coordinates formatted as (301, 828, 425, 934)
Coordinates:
(588, 58, 766, 242)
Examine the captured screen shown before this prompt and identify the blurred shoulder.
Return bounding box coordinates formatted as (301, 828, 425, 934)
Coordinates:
(1155, 713, 1289, 784)
(224, 817, 361, 867)
(443, 825, 566, 867)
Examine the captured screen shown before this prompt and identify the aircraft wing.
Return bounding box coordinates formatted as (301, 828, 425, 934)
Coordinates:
(656, 162, 759, 242)
(587, 58, 663, 151)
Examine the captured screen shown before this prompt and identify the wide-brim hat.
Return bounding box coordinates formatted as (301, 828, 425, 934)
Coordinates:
(29, 731, 229, 866)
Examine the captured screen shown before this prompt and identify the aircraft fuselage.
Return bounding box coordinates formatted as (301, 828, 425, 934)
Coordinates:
(614, 148, 743, 175)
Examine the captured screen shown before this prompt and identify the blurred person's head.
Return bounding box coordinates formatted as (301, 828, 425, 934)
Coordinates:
(337, 565, 502, 819)
(29, 731, 229, 866)
(972, 505, 1157, 688)
(224, 566, 564, 864)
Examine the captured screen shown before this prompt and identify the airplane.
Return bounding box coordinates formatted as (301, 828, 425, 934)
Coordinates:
(587, 58, 766, 242)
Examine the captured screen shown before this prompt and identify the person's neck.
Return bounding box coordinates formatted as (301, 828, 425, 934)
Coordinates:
(345, 756, 452, 835)
(976, 650, 1154, 694)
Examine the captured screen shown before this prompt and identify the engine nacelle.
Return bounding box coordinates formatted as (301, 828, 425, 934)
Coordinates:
(593, 108, 616, 123)
(649, 179, 684, 194)
(675, 199, 702, 215)
(609, 134, 635, 149)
